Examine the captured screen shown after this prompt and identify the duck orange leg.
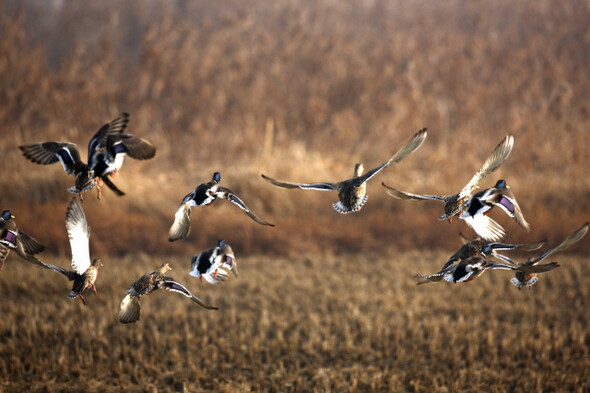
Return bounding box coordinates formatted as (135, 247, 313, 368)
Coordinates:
(79, 294, 87, 306)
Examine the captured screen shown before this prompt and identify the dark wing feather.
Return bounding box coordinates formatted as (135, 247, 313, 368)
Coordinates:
(101, 176, 125, 196)
(218, 187, 274, 226)
(19, 142, 83, 174)
(106, 134, 156, 160)
(161, 277, 218, 310)
(41, 262, 80, 281)
(88, 113, 130, 158)
(16, 230, 45, 255)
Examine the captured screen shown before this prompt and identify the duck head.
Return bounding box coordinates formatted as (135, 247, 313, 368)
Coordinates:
(92, 258, 104, 268)
(494, 179, 508, 189)
(212, 172, 221, 183)
(158, 262, 172, 274)
(353, 163, 364, 178)
(1, 210, 14, 220)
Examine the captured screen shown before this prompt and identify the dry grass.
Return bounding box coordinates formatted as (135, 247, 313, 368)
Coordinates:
(1, 251, 589, 392)
(1, 1, 589, 390)
(0, 0, 589, 256)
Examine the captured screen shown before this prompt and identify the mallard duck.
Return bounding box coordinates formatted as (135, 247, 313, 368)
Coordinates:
(487, 222, 588, 289)
(0, 210, 46, 269)
(168, 172, 274, 242)
(88, 116, 156, 197)
(261, 128, 427, 214)
(416, 236, 545, 284)
(459, 179, 530, 241)
(382, 135, 514, 223)
(119, 262, 218, 324)
(19, 113, 155, 200)
(189, 239, 237, 285)
(41, 198, 103, 305)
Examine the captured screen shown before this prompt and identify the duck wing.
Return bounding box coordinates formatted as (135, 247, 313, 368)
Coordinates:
(463, 214, 506, 241)
(217, 187, 274, 227)
(101, 176, 125, 196)
(261, 174, 338, 191)
(168, 203, 192, 242)
(17, 230, 45, 255)
(492, 188, 530, 231)
(87, 113, 130, 161)
(65, 198, 92, 274)
(354, 128, 427, 185)
(526, 222, 588, 265)
(19, 142, 84, 175)
(458, 135, 514, 199)
(119, 294, 141, 324)
(381, 182, 448, 202)
(105, 134, 156, 162)
(160, 277, 218, 310)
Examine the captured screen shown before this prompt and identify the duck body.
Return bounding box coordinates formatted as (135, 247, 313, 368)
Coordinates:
(460, 179, 530, 240)
(189, 239, 237, 285)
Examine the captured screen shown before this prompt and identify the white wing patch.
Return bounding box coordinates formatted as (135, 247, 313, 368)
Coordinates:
(462, 215, 505, 241)
(65, 198, 92, 274)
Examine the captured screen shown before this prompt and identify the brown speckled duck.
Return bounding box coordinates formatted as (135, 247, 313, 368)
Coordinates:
(487, 222, 588, 289)
(262, 128, 427, 214)
(41, 198, 103, 305)
(119, 262, 218, 324)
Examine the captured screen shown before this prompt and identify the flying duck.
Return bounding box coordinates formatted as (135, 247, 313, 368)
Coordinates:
(382, 135, 514, 223)
(119, 262, 218, 324)
(189, 239, 237, 285)
(416, 236, 545, 284)
(261, 128, 427, 214)
(487, 222, 588, 288)
(459, 179, 530, 241)
(19, 113, 155, 200)
(0, 210, 46, 269)
(41, 198, 103, 305)
(168, 172, 274, 242)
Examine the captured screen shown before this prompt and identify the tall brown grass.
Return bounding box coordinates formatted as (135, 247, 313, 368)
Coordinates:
(0, 0, 589, 257)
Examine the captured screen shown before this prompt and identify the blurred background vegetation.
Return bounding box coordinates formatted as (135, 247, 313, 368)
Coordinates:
(1, 0, 589, 257)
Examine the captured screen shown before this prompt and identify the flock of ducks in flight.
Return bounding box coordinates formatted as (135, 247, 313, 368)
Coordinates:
(1, 113, 587, 323)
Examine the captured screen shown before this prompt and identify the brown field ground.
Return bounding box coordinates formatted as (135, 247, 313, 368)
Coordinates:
(1, 0, 590, 392)
(1, 252, 590, 392)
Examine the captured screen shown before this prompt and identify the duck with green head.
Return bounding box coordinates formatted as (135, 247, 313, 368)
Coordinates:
(0, 209, 46, 269)
(459, 179, 530, 241)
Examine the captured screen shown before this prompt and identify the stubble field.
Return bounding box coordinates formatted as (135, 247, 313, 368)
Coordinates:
(1, 250, 589, 392)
